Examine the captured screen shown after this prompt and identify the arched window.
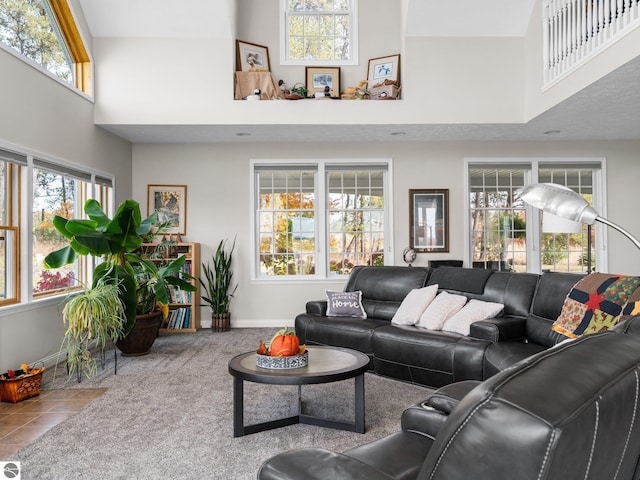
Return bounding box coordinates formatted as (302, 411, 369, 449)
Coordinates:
(0, 0, 91, 94)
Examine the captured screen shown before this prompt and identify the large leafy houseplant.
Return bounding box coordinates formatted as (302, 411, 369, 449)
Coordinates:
(200, 238, 237, 331)
(44, 199, 195, 336)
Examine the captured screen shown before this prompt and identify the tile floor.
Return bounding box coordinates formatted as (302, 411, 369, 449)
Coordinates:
(0, 389, 105, 460)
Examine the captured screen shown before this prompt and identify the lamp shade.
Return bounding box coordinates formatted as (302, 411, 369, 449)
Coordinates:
(517, 183, 598, 225)
(518, 182, 640, 251)
(542, 212, 582, 233)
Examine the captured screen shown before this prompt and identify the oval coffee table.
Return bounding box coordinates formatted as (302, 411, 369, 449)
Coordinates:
(228, 345, 370, 437)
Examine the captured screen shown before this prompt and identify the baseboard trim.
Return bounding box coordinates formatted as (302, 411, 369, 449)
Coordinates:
(201, 319, 291, 329)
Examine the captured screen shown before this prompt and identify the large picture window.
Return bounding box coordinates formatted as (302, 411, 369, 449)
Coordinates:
(253, 160, 389, 279)
(467, 159, 604, 274)
(281, 0, 358, 65)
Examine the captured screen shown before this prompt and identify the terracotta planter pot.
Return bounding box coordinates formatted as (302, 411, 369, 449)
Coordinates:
(211, 313, 231, 332)
(116, 310, 163, 356)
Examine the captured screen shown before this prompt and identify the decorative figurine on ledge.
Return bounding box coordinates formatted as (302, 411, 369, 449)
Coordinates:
(244, 88, 261, 101)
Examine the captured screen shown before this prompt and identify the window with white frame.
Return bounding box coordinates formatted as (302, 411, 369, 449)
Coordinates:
(280, 0, 358, 65)
(253, 160, 389, 279)
(467, 160, 604, 274)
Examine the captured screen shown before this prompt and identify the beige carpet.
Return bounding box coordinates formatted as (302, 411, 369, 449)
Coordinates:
(16, 328, 431, 479)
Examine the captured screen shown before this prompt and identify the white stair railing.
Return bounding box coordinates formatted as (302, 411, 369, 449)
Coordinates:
(543, 0, 640, 87)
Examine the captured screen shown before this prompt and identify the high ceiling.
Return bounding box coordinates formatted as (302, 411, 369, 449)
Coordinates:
(77, 0, 640, 143)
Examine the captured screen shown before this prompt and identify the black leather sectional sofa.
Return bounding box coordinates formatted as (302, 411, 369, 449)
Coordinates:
(295, 265, 583, 388)
(259, 318, 640, 480)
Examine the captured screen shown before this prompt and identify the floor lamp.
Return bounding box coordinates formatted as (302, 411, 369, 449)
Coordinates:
(517, 183, 640, 268)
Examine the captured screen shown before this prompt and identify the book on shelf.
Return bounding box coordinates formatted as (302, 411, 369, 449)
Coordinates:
(165, 307, 191, 329)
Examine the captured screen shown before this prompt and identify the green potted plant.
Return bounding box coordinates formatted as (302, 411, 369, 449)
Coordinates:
(200, 238, 237, 332)
(60, 279, 125, 381)
(44, 199, 196, 355)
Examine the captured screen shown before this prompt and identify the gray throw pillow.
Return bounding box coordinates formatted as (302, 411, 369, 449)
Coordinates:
(326, 290, 367, 318)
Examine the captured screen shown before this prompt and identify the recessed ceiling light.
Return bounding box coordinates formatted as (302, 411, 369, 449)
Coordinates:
(236, 132, 251, 136)
(543, 130, 561, 135)
(390, 131, 406, 136)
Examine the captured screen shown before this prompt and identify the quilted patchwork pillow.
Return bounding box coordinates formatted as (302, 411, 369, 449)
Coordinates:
(552, 273, 640, 338)
(392, 284, 439, 326)
(416, 291, 467, 330)
(326, 290, 367, 318)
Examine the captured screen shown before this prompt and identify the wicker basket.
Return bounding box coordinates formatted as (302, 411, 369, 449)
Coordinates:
(0, 368, 45, 403)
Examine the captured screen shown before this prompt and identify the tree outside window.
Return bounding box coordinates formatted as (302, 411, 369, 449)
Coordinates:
(0, 0, 73, 84)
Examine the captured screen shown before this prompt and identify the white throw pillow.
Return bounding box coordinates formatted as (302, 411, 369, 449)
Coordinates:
(392, 284, 439, 325)
(416, 291, 468, 330)
(442, 299, 505, 336)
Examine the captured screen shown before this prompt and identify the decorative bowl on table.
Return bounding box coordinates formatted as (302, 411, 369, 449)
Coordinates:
(256, 351, 308, 369)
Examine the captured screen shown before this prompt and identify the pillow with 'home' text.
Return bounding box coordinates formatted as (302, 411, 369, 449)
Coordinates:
(326, 290, 367, 318)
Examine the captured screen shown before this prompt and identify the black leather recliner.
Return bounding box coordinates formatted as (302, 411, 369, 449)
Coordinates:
(258, 323, 640, 480)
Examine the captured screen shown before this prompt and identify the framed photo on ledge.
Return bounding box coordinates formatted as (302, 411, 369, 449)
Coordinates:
(236, 40, 271, 72)
(367, 54, 401, 87)
(409, 189, 449, 253)
(147, 185, 187, 235)
(305, 66, 341, 98)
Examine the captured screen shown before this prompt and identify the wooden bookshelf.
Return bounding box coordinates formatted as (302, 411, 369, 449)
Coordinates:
(140, 242, 200, 332)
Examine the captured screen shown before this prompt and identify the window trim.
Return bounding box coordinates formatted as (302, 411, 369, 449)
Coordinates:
(279, 0, 359, 66)
(250, 158, 392, 282)
(464, 157, 607, 274)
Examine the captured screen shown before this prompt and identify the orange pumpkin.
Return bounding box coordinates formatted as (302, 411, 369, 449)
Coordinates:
(269, 326, 300, 357)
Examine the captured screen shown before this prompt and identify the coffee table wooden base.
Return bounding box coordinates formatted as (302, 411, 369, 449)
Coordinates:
(233, 374, 365, 437)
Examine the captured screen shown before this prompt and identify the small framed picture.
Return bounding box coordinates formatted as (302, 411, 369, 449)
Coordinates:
(236, 40, 271, 72)
(147, 185, 187, 235)
(409, 189, 449, 253)
(305, 66, 341, 98)
(367, 54, 401, 87)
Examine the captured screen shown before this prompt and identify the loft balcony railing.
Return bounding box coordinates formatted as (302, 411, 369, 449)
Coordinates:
(543, 0, 640, 87)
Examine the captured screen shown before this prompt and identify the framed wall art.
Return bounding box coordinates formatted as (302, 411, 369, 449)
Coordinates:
(367, 54, 401, 86)
(409, 189, 449, 253)
(147, 185, 187, 235)
(305, 66, 341, 98)
(236, 40, 271, 72)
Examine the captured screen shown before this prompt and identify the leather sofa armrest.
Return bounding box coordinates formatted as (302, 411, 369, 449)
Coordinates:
(401, 381, 480, 438)
(258, 448, 395, 480)
(470, 316, 526, 342)
(305, 300, 327, 316)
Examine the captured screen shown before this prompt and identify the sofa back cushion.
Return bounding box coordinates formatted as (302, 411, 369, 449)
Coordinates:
(345, 266, 431, 320)
(527, 272, 584, 346)
(418, 332, 640, 480)
(428, 268, 539, 318)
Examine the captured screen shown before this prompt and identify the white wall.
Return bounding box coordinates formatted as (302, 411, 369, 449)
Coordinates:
(132, 139, 640, 328)
(93, 1, 525, 128)
(0, 50, 132, 372)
